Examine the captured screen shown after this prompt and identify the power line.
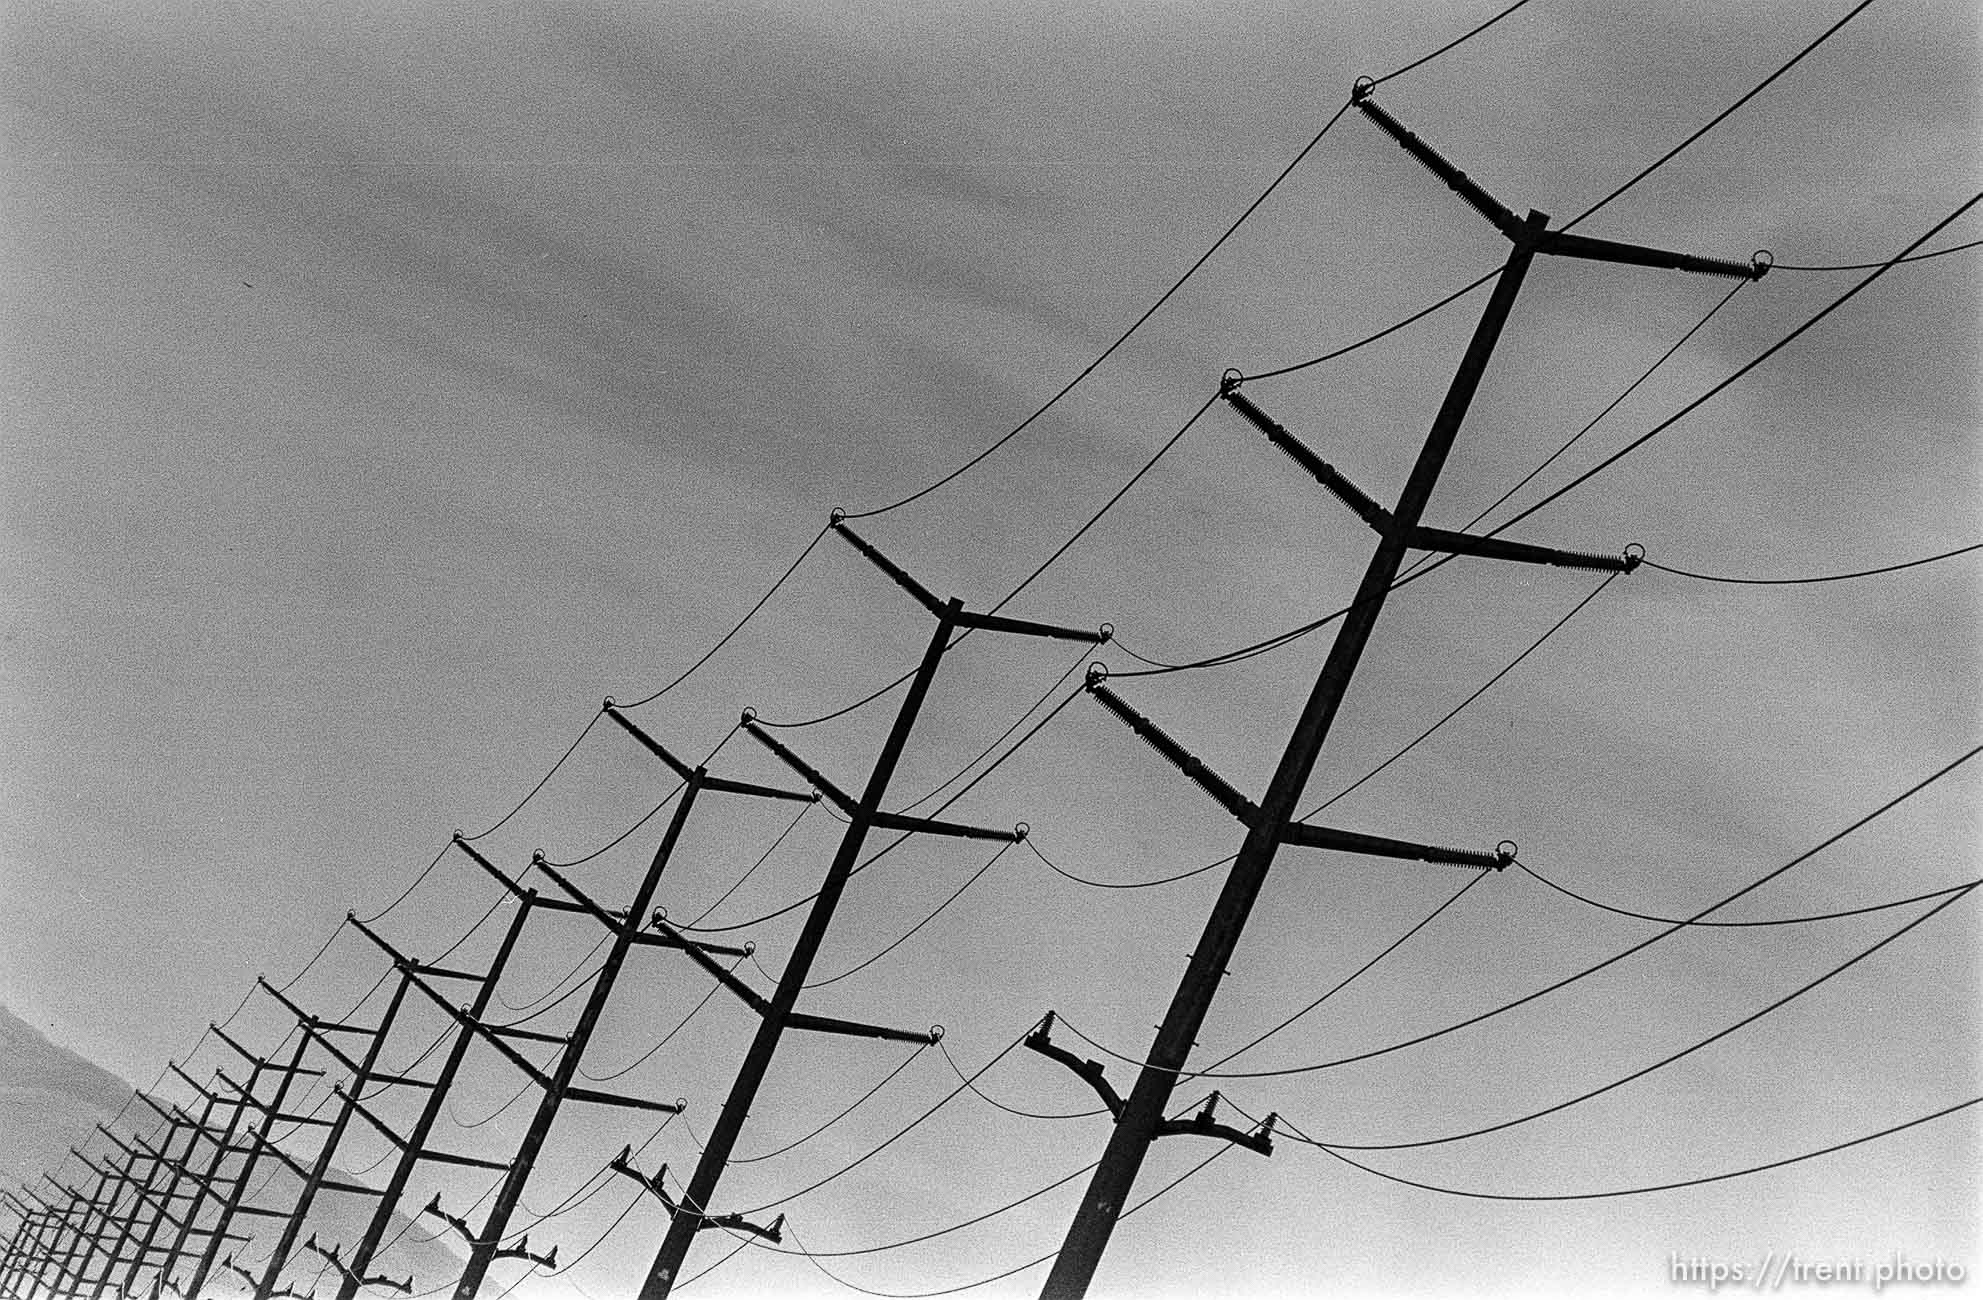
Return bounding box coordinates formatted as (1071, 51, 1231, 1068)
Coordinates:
(1772, 236, 1982, 271)
(1294, 1095, 1980, 1201)
(1643, 542, 1980, 586)
(1052, 742, 1981, 1082)
(731, 1045, 930, 1165)
(1517, 860, 1980, 928)
(1299, 882, 1976, 1151)
(1560, 0, 1878, 232)
(844, 105, 1353, 521)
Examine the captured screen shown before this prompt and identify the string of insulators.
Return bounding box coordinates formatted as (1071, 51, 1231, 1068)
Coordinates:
(1087, 681, 1255, 824)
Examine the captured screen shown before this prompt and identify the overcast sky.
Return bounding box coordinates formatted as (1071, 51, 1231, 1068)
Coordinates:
(2, 1, 1978, 1297)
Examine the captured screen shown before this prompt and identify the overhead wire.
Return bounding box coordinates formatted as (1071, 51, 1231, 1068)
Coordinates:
(804, 841, 1018, 990)
(844, 103, 1353, 522)
(577, 956, 747, 1085)
(1772, 236, 1981, 271)
(1562, 0, 1878, 232)
(1642, 542, 1980, 586)
(1293, 882, 1977, 1151)
(1516, 860, 1981, 929)
(1051, 742, 1981, 1081)
(1292, 1095, 1980, 1201)
(731, 1045, 930, 1165)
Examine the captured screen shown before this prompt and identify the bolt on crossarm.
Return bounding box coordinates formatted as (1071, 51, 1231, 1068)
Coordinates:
(637, 517, 1107, 1299)
(1038, 82, 1764, 1300)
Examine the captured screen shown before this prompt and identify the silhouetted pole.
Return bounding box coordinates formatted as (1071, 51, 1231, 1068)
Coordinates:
(335, 893, 537, 1300)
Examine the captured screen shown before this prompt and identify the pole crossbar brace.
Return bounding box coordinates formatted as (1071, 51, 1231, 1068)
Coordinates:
(649, 917, 770, 1014)
(350, 918, 557, 1091)
(1088, 677, 1509, 870)
(302, 1236, 411, 1297)
(1024, 1014, 1124, 1119)
(602, 705, 819, 803)
(831, 520, 1111, 645)
(607, 1150, 785, 1245)
(1350, 83, 1767, 281)
(453, 836, 587, 914)
(1222, 387, 1638, 573)
(745, 722, 1025, 842)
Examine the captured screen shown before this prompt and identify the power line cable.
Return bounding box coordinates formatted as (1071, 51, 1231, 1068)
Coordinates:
(1296, 883, 1976, 1151)
(805, 841, 1017, 990)
(1054, 742, 1981, 1081)
(1368, 0, 1538, 89)
(1642, 542, 1980, 586)
(731, 1045, 930, 1165)
(1772, 237, 1981, 271)
(1492, 189, 1982, 533)
(616, 524, 835, 710)
(938, 1040, 1106, 1122)
(1561, 0, 1878, 233)
(844, 106, 1351, 522)
(1293, 1095, 1979, 1201)
(1517, 860, 1980, 928)
(577, 957, 746, 1085)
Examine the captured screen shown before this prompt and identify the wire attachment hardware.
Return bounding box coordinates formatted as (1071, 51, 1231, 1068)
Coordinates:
(1153, 1091, 1277, 1157)
(490, 1235, 559, 1269)
(607, 1148, 785, 1243)
(303, 1234, 413, 1296)
(1025, 1012, 1124, 1119)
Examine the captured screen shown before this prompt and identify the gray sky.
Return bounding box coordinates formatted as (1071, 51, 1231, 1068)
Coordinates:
(2, 1, 1978, 1297)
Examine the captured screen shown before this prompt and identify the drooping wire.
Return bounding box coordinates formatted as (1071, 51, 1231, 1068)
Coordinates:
(1642, 543, 1980, 586)
(1024, 836, 1228, 892)
(685, 802, 816, 928)
(1771, 237, 1981, 271)
(1194, 868, 1493, 1077)
(1053, 743, 1981, 1082)
(805, 841, 1017, 990)
(1498, 191, 1983, 530)
(844, 106, 1351, 522)
(460, 710, 604, 843)
(1368, 0, 1538, 89)
(1292, 1095, 1980, 1201)
(895, 646, 1092, 815)
(773, 1138, 1234, 1297)
(734, 1033, 1026, 1217)
(983, 391, 1219, 617)
(577, 955, 746, 1084)
(939, 1040, 1105, 1122)
(1517, 860, 1980, 929)
(731, 1044, 930, 1165)
(500, 934, 611, 1014)
(1240, 267, 1501, 384)
(616, 523, 834, 710)
(1296, 883, 1977, 1151)
(1561, 0, 1878, 233)
(541, 780, 687, 870)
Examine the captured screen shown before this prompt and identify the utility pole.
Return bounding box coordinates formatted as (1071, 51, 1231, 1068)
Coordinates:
(248, 972, 417, 1300)
(332, 874, 538, 1300)
(636, 519, 1108, 1298)
(349, 717, 814, 1300)
(152, 1065, 261, 1298)
(1035, 81, 1767, 1299)
(181, 1028, 324, 1300)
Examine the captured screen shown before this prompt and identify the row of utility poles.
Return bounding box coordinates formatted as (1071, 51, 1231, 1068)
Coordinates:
(1, 84, 1765, 1300)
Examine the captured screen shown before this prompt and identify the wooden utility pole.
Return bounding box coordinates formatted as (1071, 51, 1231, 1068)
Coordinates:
(1037, 82, 1765, 1298)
